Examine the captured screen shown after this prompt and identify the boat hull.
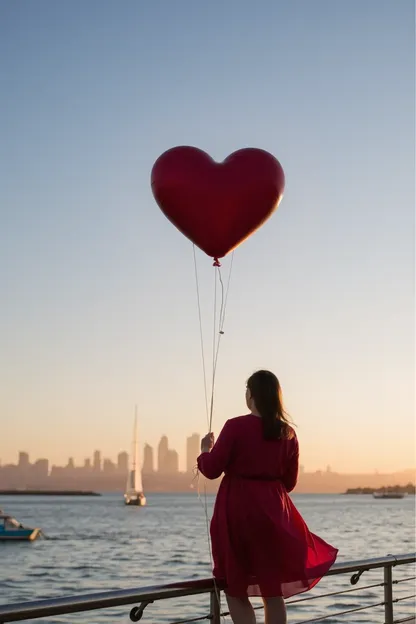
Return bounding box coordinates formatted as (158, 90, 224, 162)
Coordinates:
(373, 493, 405, 499)
(0, 528, 41, 541)
(124, 493, 146, 506)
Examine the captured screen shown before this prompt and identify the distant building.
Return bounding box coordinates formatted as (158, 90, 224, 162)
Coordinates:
(84, 458, 91, 470)
(103, 458, 115, 472)
(117, 451, 128, 473)
(18, 452, 30, 468)
(143, 444, 154, 474)
(166, 449, 179, 474)
(33, 458, 49, 479)
(158, 436, 169, 473)
(186, 434, 200, 473)
(93, 450, 101, 472)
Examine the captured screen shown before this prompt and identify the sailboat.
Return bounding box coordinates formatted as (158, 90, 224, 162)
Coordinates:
(124, 407, 146, 506)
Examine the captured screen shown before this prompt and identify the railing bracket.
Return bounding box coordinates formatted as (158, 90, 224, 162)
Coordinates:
(350, 568, 369, 585)
(130, 600, 154, 622)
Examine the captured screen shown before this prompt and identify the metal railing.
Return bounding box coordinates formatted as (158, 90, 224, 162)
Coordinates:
(0, 552, 414, 624)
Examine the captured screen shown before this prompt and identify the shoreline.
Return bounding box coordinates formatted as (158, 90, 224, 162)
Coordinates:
(0, 490, 101, 496)
(345, 486, 415, 495)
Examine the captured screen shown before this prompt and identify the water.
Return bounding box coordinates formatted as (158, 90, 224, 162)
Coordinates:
(0, 493, 414, 623)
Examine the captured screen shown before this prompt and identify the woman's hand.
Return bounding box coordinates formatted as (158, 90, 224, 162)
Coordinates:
(201, 432, 215, 453)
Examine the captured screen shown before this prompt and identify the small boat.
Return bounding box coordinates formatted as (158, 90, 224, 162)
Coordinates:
(373, 492, 405, 499)
(124, 491, 147, 506)
(124, 406, 146, 507)
(0, 513, 41, 541)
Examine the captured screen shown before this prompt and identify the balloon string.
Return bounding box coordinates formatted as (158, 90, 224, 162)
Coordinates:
(208, 252, 234, 433)
(192, 249, 221, 618)
(192, 247, 234, 624)
(192, 248, 234, 432)
(205, 261, 232, 624)
(222, 251, 234, 329)
(209, 267, 218, 432)
(196, 473, 224, 623)
(192, 245, 209, 427)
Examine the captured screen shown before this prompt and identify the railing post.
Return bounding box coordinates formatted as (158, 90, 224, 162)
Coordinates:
(210, 590, 221, 624)
(383, 564, 394, 624)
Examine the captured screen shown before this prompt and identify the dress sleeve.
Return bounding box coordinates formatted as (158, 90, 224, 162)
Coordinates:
(281, 435, 299, 492)
(197, 419, 235, 480)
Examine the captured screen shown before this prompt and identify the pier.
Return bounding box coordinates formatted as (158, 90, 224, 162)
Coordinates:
(0, 552, 414, 623)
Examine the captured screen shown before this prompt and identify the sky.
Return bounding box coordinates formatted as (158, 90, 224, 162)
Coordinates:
(0, 0, 414, 474)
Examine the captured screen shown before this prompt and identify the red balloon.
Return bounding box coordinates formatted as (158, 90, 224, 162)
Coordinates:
(151, 146, 285, 262)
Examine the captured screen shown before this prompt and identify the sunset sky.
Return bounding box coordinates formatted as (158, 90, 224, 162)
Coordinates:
(1, 0, 414, 474)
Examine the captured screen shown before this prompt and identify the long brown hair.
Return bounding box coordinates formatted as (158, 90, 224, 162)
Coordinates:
(247, 370, 293, 440)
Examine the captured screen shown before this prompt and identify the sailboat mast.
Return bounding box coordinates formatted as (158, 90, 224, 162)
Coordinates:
(132, 405, 138, 473)
(124, 404, 146, 505)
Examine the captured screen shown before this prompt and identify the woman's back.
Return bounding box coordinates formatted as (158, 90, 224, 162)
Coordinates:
(225, 414, 298, 481)
(199, 414, 299, 492)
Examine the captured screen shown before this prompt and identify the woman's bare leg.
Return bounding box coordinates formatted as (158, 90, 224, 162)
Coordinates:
(262, 597, 287, 624)
(226, 594, 256, 624)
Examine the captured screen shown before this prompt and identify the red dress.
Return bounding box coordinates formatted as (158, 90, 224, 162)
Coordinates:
(197, 414, 338, 599)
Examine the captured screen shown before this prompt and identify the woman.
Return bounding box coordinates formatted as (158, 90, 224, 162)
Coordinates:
(197, 370, 338, 624)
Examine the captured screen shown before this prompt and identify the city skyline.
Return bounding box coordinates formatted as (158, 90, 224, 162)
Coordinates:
(0, 433, 203, 475)
(2, 418, 414, 474)
(0, 445, 413, 495)
(1, 435, 415, 477)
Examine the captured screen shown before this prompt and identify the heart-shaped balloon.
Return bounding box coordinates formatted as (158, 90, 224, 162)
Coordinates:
(151, 146, 285, 262)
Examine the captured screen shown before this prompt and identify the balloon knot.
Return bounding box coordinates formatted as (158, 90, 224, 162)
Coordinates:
(213, 258, 221, 267)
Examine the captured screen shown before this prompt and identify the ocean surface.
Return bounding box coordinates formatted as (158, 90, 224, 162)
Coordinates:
(0, 493, 414, 624)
